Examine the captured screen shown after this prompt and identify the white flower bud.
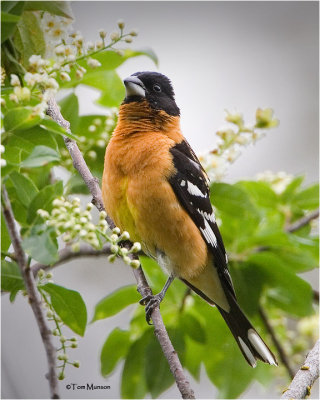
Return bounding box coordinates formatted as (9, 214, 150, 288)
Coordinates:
(130, 259, 140, 269)
(117, 19, 125, 29)
(121, 231, 130, 240)
(99, 210, 107, 219)
(75, 69, 84, 80)
(110, 31, 120, 41)
(96, 40, 104, 49)
(131, 242, 142, 253)
(99, 29, 107, 39)
(125, 37, 132, 43)
(108, 254, 116, 263)
(0, 144, 5, 154)
(14, 87, 31, 101)
(87, 58, 101, 69)
(79, 217, 87, 224)
(0, 159, 7, 167)
(87, 41, 95, 51)
(79, 229, 87, 237)
(60, 72, 71, 81)
(10, 74, 20, 86)
(110, 234, 119, 242)
(123, 256, 131, 265)
(120, 248, 128, 256)
(0, 98, 6, 107)
(112, 227, 121, 234)
(55, 45, 65, 56)
(110, 244, 119, 254)
(53, 199, 63, 207)
(9, 94, 19, 103)
(88, 125, 96, 132)
(130, 29, 138, 36)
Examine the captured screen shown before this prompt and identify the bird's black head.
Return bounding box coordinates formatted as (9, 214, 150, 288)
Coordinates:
(123, 71, 180, 116)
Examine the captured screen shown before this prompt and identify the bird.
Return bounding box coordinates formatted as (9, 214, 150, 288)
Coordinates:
(102, 71, 278, 368)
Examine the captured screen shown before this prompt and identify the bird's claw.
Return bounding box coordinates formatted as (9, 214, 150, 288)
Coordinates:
(139, 294, 162, 325)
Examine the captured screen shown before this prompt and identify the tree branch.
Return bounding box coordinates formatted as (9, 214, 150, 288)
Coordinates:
(281, 340, 319, 399)
(31, 243, 112, 276)
(258, 307, 295, 379)
(46, 97, 196, 399)
(287, 209, 319, 233)
(2, 185, 60, 399)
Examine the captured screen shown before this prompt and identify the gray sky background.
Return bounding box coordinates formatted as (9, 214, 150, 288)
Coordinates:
(2, 1, 319, 399)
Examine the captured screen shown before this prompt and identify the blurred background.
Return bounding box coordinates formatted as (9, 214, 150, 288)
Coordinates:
(2, 1, 318, 398)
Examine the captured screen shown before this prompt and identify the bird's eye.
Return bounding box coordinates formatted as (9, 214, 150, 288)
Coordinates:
(153, 84, 161, 92)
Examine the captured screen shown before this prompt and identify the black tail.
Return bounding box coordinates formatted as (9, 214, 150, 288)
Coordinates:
(217, 294, 278, 368)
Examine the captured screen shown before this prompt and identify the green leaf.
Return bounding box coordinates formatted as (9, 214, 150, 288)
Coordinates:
(40, 118, 78, 140)
(92, 285, 140, 322)
(13, 11, 46, 66)
(100, 328, 131, 376)
(66, 173, 90, 195)
(41, 283, 87, 336)
(183, 336, 204, 381)
(24, 1, 73, 18)
(1, 11, 20, 22)
(211, 182, 259, 218)
(21, 145, 60, 168)
(1, 260, 25, 297)
(280, 175, 304, 202)
(179, 312, 206, 343)
(22, 224, 58, 264)
(247, 252, 313, 316)
(81, 70, 125, 108)
(292, 183, 319, 210)
(58, 92, 79, 132)
(236, 181, 278, 209)
(1, 2, 24, 43)
(94, 48, 158, 70)
(10, 126, 59, 153)
(121, 331, 151, 399)
(145, 334, 175, 398)
(27, 180, 63, 224)
(8, 171, 38, 207)
(4, 107, 41, 131)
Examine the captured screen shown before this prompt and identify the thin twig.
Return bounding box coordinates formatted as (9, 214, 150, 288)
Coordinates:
(46, 96, 196, 399)
(258, 307, 294, 379)
(287, 209, 319, 233)
(281, 340, 319, 399)
(31, 243, 112, 276)
(2, 185, 60, 399)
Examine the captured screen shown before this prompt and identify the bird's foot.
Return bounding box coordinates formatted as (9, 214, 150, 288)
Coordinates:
(139, 293, 163, 325)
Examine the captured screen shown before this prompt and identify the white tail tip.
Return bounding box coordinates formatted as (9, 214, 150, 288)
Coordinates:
(248, 329, 278, 366)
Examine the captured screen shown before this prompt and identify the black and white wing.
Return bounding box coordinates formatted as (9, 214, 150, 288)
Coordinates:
(168, 140, 235, 297)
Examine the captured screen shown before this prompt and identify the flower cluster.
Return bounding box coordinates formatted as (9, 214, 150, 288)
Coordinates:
(2, 15, 137, 121)
(60, 109, 118, 169)
(200, 108, 279, 181)
(256, 170, 294, 194)
(37, 197, 106, 250)
(37, 196, 141, 268)
(106, 226, 141, 268)
(37, 269, 80, 380)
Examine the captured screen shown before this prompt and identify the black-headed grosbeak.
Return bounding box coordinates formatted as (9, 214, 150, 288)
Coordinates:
(102, 71, 277, 368)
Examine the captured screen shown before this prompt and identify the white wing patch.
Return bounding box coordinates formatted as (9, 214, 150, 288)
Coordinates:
(187, 181, 207, 198)
(180, 180, 186, 187)
(197, 208, 216, 223)
(200, 219, 217, 247)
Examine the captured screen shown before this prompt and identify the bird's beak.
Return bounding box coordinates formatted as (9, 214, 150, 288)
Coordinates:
(124, 76, 146, 99)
